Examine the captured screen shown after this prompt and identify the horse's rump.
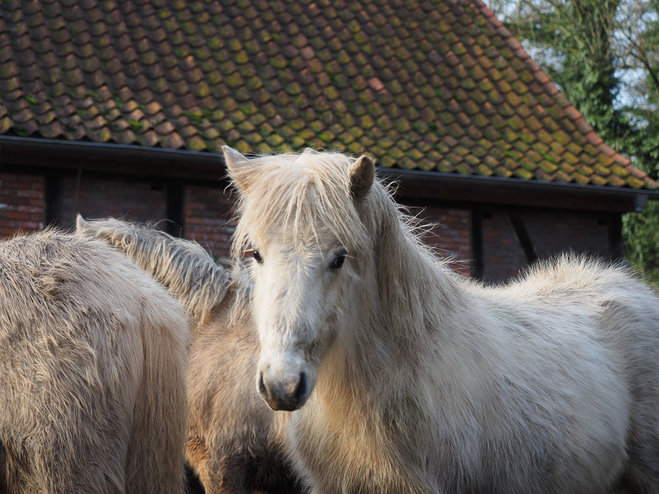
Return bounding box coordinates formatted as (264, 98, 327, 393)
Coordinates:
(0, 230, 188, 493)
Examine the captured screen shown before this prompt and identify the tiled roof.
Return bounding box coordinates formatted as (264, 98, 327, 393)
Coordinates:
(0, 0, 655, 190)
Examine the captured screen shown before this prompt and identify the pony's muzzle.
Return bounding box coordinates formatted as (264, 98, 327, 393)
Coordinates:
(258, 368, 309, 411)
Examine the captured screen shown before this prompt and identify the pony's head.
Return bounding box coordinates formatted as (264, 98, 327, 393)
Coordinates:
(224, 146, 375, 411)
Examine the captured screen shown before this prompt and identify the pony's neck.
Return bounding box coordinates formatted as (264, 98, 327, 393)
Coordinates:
(320, 188, 467, 394)
(367, 188, 465, 341)
(123, 234, 232, 326)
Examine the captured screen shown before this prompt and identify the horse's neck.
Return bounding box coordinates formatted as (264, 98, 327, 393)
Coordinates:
(321, 198, 467, 396)
(371, 201, 465, 342)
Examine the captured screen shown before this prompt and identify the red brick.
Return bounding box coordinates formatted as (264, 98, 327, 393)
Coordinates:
(404, 205, 472, 277)
(0, 173, 44, 239)
(16, 221, 42, 229)
(184, 185, 234, 258)
(51, 176, 166, 229)
(16, 190, 42, 198)
(2, 180, 32, 189)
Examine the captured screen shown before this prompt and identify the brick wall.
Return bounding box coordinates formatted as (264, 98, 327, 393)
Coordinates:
(0, 173, 44, 237)
(179, 193, 614, 283)
(523, 212, 609, 259)
(53, 175, 166, 229)
(182, 188, 475, 273)
(408, 205, 472, 276)
(0, 173, 615, 285)
(184, 185, 235, 258)
(482, 211, 612, 283)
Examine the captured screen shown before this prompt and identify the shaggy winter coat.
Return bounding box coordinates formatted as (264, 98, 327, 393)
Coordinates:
(0, 230, 189, 493)
(225, 146, 659, 494)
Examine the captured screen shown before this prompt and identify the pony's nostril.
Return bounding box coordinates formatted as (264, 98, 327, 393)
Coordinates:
(294, 371, 308, 402)
(258, 372, 267, 397)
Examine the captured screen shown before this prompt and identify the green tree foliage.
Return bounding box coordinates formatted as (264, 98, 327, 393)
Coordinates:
(490, 0, 659, 284)
(493, 0, 628, 143)
(615, 0, 659, 175)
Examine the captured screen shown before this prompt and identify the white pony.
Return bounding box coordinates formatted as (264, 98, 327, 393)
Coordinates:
(224, 146, 659, 494)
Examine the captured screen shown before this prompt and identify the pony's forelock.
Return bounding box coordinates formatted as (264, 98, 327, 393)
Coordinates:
(230, 150, 373, 259)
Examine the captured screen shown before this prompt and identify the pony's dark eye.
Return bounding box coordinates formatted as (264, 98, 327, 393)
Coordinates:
(329, 249, 348, 271)
(244, 249, 263, 264)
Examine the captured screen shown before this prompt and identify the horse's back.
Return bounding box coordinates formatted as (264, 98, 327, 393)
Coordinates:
(585, 265, 659, 491)
(0, 230, 188, 493)
(551, 260, 659, 492)
(493, 257, 659, 491)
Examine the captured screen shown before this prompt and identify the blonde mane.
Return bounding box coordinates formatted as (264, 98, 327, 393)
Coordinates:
(77, 217, 231, 324)
(230, 148, 466, 343)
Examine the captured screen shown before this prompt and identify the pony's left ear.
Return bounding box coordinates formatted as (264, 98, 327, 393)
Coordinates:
(349, 154, 375, 203)
(223, 146, 252, 193)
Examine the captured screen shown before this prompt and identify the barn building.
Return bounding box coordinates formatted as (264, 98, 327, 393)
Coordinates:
(0, 0, 655, 282)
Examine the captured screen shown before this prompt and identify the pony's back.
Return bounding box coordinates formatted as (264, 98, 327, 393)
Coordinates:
(76, 216, 230, 325)
(479, 256, 659, 491)
(0, 230, 188, 493)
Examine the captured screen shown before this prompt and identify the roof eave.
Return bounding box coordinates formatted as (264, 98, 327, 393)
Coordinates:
(379, 167, 658, 213)
(0, 135, 225, 181)
(0, 136, 653, 213)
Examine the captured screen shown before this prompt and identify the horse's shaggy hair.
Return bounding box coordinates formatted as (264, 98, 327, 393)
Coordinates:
(226, 147, 659, 494)
(76, 217, 302, 494)
(0, 229, 189, 493)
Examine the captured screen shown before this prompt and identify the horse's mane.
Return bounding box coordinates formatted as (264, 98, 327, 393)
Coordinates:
(77, 216, 231, 323)
(231, 149, 373, 260)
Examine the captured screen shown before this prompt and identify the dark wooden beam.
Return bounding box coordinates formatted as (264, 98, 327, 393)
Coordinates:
(384, 169, 658, 214)
(507, 213, 538, 264)
(44, 174, 61, 228)
(165, 181, 185, 238)
(607, 213, 623, 261)
(0, 136, 225, 181)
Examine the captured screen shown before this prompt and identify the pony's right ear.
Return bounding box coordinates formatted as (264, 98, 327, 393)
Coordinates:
(349, 154, 375, 203)
(76, 214, 87, 231)
(223, 146, 252, 193)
